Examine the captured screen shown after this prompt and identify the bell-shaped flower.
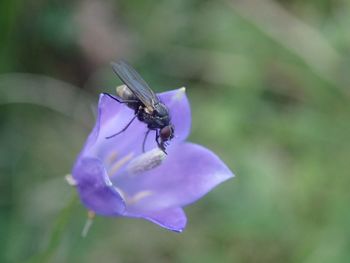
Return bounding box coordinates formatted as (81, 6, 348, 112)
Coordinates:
(72, 88, 234, 232)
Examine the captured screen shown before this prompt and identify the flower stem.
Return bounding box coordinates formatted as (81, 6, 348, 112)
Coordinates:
(26, 193, 78, 263)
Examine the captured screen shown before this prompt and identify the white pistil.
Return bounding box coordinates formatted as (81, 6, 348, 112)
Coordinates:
(81, 210, 95, 238)
(65, 174, 77, 186)
(127, 148, 166, 176)
(109, 152, 134, 175)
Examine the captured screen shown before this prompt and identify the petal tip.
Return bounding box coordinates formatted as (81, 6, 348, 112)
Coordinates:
(125, 207, 187, 232)
(224, 167, 235, 179)
(160, 224, 186, 233)
(170, 227, 185, 233)
(172, 87, 187, 101)
(214, 157, 235, 183)
(99, 92, 107, 100)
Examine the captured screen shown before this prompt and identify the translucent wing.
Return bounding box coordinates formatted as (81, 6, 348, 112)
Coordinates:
(111, 60, 159, 109)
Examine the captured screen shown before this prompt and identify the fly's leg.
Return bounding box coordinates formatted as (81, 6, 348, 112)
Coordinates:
(102, 93, 138, 104)
(155, 129, 160, 147)
(155, 129, 167, 155)
(142, 129, 151, 153)
(106, 114, 137, 139)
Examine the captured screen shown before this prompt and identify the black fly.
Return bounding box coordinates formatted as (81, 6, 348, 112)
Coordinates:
(103, 60, 174, 154)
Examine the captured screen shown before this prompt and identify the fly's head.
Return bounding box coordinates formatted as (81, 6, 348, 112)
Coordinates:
(160, 124, 174, 143)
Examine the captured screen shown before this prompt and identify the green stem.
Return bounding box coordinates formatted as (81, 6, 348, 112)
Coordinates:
(26, 193, 78, 263)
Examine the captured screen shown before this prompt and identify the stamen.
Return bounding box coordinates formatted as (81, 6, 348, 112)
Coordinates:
(109, 152, 134, 175)
(106, 151, 118, 165)
(114, 187, 153, 205)
(128, 191, 153, 205)
(127, 148, 166, 176)
(81, 210, 95, 238)
(65, 174, 77, 186)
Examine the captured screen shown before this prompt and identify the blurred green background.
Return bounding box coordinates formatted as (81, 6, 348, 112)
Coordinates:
(1, 0, 350, 262)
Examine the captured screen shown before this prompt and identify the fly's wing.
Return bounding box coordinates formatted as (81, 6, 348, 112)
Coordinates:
(111, 60, 159, 110)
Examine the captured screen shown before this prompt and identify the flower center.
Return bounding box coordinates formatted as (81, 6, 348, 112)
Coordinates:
(105, 148, 166, 205)
(108, 152, 134, 175)
(115, 188, 153, 205)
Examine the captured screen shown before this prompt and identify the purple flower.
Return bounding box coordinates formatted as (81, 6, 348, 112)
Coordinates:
(72, 88, 234, 232)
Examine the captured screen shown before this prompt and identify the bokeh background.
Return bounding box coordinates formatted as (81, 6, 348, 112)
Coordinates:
(1, 0, 350, 262)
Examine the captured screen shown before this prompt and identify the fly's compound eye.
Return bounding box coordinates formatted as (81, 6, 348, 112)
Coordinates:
(160, 125, 174, 142)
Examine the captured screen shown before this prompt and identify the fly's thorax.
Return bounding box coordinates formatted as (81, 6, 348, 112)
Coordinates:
(154, 111, 171, 128)
(158, 105, 171, 127)
(116, 85, 137, 101)
(140, 102, 171, 129)
(154, 102, 169, 118)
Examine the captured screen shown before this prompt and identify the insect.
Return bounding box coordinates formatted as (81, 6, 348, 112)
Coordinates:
(103, 60, 174, 154)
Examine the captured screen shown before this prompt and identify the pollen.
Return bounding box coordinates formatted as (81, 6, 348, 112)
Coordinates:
(109, 152, 134, 175)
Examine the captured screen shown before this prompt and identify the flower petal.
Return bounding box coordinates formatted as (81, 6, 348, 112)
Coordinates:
(116, 143, 234, 211)
(92, 94, 146, 159)
(158, 87, 191, 143)
(83, 88, 191, 166)
(125, 207, 187, 232)
(72, 157, 125, 215)
(124, 87, 192, 152)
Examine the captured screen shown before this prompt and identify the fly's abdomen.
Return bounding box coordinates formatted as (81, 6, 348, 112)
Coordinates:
(116, 84, 140, 110)
(116, 85, 136, 101)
